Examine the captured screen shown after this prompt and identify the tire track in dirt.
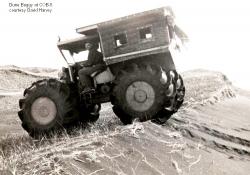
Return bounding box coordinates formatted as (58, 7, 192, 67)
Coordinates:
(168, 121, 250, 158)
(193, 124, 250, 148)
(168, 97, 250, 159)
(181, 127, 250, 158)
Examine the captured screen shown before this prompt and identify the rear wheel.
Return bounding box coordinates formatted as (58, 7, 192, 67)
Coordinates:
(151, 109, 174, 124)
(152, 72, 185, 124)
(112, 106, 133, 124)
(175, 74, 185, 109)
(112, 64, 166, 123)
(18, 79, 80, 138)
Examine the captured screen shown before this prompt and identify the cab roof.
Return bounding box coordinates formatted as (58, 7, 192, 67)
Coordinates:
(76, 6, 174, 35)
(57, 35, 99, 53)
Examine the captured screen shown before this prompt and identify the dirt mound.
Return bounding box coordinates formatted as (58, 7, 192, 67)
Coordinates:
(1, 65, 57, 74)
(182, 69, 235, 107)
(0, 66, 58, 91)
(24, 67, 58, 74)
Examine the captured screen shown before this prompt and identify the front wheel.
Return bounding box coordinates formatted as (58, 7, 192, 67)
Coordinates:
(18, 79, 80, 138)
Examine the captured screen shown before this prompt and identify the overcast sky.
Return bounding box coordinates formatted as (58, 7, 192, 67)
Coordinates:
(0, 0, 249, 89)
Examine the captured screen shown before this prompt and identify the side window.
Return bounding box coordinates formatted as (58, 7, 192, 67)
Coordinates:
(114, 33, 127, 47)
(139, 26, 153, 40)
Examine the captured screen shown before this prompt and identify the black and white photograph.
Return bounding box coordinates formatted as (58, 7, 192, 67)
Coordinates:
(0, 0, 249, 174)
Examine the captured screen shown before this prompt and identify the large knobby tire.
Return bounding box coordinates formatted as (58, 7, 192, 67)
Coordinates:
(175, 74, 185, 110)
(112, 64, 166, 123)
(18, 79, 80, 138)
(152, 71, 185, 125)
(151, 109, 175, 125)
(112, 106, 133, 125)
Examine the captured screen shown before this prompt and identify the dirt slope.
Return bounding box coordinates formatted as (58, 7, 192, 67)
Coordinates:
(0, 65, 58, 92)
(0, 68, 249, 174)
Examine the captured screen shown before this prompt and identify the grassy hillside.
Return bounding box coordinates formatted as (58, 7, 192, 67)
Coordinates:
(1, 68, 249, 175)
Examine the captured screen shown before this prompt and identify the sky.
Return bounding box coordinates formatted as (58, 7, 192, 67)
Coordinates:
(0, 0, 249, 89)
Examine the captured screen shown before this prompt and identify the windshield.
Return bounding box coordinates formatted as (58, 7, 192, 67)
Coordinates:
(61, 47, 102, 64)
(61, 50, 88, 64)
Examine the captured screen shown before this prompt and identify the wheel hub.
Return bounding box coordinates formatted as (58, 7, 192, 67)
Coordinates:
(134, 90, 147, 103)
(126, 81, 155, 112)
(40, 106, 49, 118)
(31, 97, 57, 125)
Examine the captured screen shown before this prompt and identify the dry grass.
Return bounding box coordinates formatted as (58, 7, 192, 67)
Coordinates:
(0, 119, 196, 174)
(0, 128, 87, 174)
(0, 112, 124, 174)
